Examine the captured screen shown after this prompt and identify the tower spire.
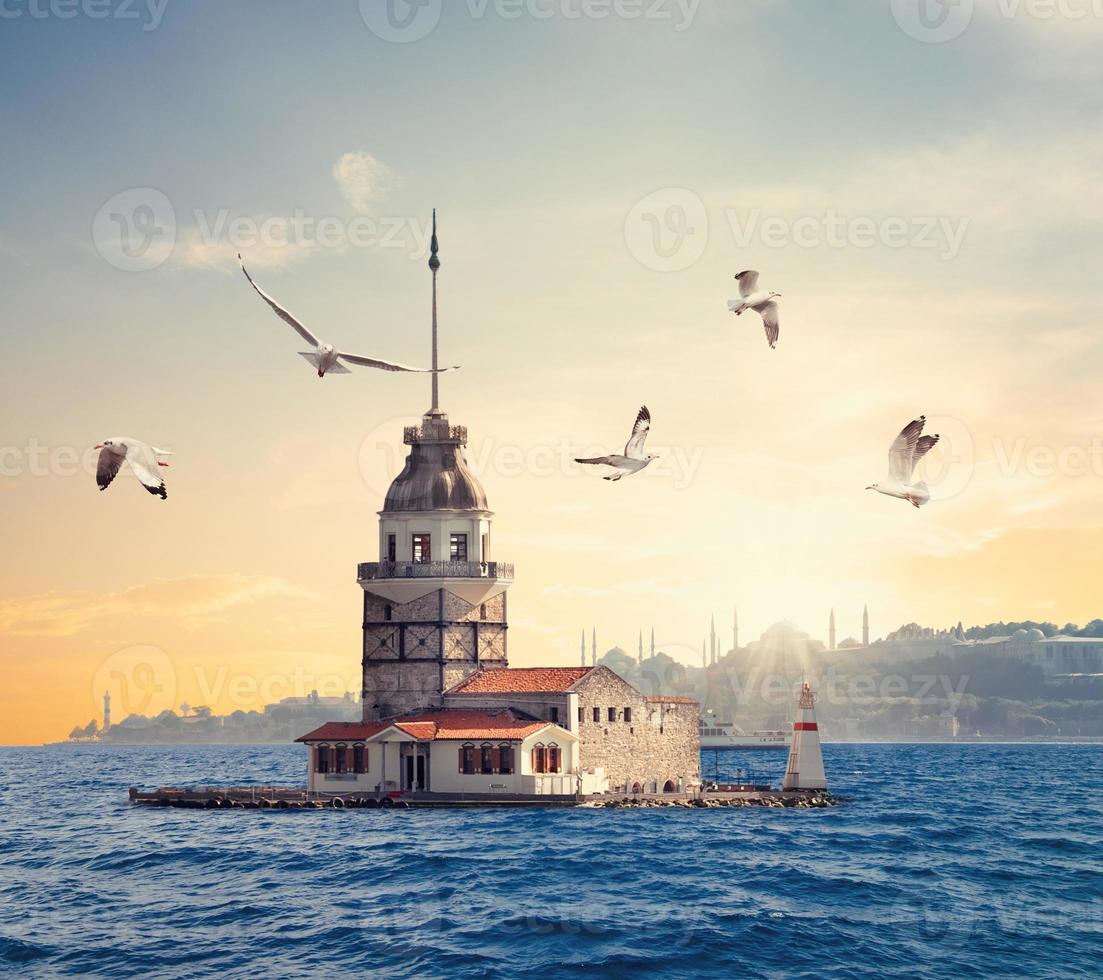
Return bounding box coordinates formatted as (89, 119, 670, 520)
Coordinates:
(429, 208, 441, 416)
(863, 604, 870, 647)
(829, 608, 836, 651)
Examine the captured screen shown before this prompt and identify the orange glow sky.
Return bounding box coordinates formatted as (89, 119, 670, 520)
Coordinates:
(2, 3, 1102, 744)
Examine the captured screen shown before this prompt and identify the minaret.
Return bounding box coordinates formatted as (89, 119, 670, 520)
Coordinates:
(701, 638, 707, 670)
(862, 605, 870, 647)
(580, 629, 586, 666)
(710, 614, 717, 665)
(591, 627, 597, 667)
(359, 213, 512, 721)
(829, 609, 836, 651)
(638, 630, 644, 667)
(783, 681, 828, 791)
(102, 690, 111, 734)
(650, 627, 655, 660)
(733, 607, 739, 652)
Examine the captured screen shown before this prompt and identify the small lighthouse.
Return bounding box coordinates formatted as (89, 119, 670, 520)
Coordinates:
(782, 681, 827, 791)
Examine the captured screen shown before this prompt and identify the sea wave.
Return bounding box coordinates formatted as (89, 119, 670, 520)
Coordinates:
(0, 743, 1100, 978)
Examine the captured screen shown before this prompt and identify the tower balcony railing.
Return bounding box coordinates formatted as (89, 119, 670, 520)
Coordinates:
(358, 560, 514, 582)
(404, 422, 468, 445)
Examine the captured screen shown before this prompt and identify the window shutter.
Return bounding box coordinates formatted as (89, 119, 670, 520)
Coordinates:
(330, 746, 337, 773)
(531, 747, 538, 773)
(491, 747, 500, 773)
(459, 747, 464, 773)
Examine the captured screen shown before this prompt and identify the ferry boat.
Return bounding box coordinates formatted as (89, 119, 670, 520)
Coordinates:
(699, 719, 791, 750)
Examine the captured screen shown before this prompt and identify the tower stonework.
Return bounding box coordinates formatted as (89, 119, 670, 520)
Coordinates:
(358, 214, 513, 722)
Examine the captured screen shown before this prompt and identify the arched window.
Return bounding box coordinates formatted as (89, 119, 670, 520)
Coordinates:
(480, 742, 494, 774)
(335, 744, 347, 773)
(547, 743, 561, 774)
(632, 782, 642, 796)
(315, 744, 330, 774)
(498, 743, 513, 775)
(531, 743, 547, 774)
(459, 742, 476, 774)
(663, 779, 677, 793)
(353, 743, 366, 774)
(480, 603, 487, 620)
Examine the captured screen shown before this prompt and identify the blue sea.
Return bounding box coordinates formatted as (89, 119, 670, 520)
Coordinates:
(0, 743, 1100, 978)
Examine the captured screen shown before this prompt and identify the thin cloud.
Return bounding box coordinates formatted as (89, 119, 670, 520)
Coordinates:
(332, 151, 397, 213)
(0, 574, 322, 638)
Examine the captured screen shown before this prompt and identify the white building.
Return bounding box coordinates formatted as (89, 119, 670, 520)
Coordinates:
(298, 709, 582, 797)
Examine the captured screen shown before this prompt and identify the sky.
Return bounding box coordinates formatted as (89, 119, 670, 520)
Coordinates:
(1, 0, 1102, 744)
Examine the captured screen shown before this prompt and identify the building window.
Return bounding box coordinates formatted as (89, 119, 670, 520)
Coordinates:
(592, 706, 600, 723)
(608, 707, 617, 723)
(412, 534, 431, 563)
(532, 743, 547, 773)
(353, 744, 366, 774)
(624, 707, 632, 723)
(386, 534, 396, 562)
(481, 743, 494, 774)
(460, 743, 476, 774)
(578, 706, 584, 724)
(499, 744, 513, 774)
(383, 605, 392, 622)
(480, 603, 487, 620)
(335, 745, 347, 773)
(315, 745, 329, 774)
(450, 533, 468, 561)
(482, 532, 489, 561)
(547, 744, 561, 773)
(549, 706, 559, 724)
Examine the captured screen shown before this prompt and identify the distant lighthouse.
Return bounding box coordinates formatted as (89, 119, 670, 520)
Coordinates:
(102, 690, 111, 734)
(782, 681, 827, 791)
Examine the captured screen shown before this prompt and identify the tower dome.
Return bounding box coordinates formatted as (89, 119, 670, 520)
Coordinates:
(382, 416, 488, 513)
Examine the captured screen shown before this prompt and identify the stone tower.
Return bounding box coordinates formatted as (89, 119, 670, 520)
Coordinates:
(360, 213, 513, 722)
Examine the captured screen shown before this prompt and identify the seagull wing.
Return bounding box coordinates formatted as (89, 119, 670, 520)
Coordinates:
(912, 433, 940, 468)
(96, 446, 125, 491)
(575, 456, 621, 467)
(623, 406, 651, 459)
(124, 441, 168, 498)
(760, 302, 780, 349)
(734, 270, 760, 298)
(124, 441, 168, 499)
(888, 416, 927, 482)
(238, 255, 320, 348)
(337, 351, 454, 373)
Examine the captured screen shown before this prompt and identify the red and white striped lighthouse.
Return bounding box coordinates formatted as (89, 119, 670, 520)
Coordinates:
(783, 681, 827, 791)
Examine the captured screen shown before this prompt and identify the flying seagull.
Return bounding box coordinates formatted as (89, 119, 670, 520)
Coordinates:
(94, 437, 173, 500)
(238, 255, 459, 379)
(728, 270, 782, 349)
(575, 406, 658, 481)
(867, 416, 940, 508)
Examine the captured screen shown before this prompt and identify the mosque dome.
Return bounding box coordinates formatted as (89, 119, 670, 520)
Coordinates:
(1027, 627, 1045, 641)
(382, 415, 488, 513)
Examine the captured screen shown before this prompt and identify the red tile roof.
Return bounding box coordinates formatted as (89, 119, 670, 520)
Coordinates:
(391, 710, 556, 741)
(645, 695, 698, 704)
(295, 721, 388, 742)
(446, 667, 594, 695)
